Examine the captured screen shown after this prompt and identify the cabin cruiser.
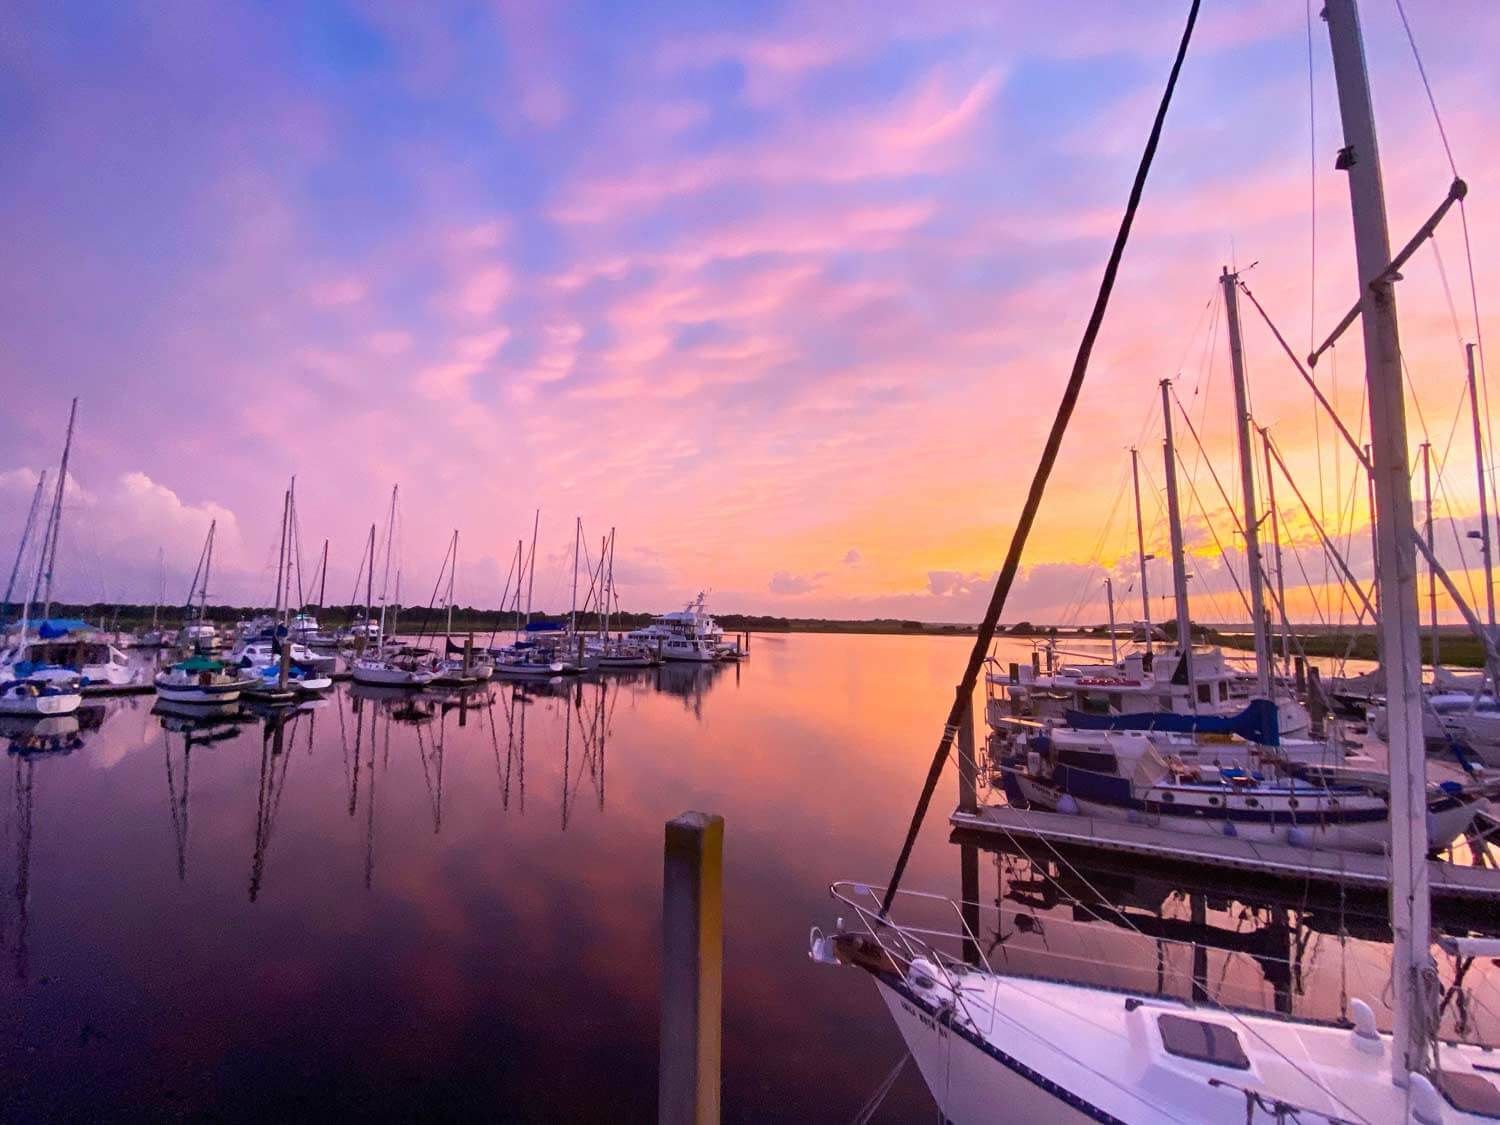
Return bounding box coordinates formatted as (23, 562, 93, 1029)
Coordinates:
(154, 657, 257, 704)
(1372, 689, 1500, 768)
(230, 635, 336, 676)
(628, 592, 724, 662)
(493, 645, 569, 679)
(0, 619, 140, 691)
(179, 621, 219, 650)
(987, 645, 1310, 738)
(231, 640, 334, 693)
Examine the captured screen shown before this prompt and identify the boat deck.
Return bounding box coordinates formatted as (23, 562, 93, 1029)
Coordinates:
(950, 803, 1500, 905)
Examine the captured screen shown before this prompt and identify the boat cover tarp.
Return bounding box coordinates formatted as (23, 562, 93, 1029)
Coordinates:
(174, 657, 224, 672)
(524, 621, 563, 633)
(1063, 698, 1280, 747)
(37, 619, 91, 639)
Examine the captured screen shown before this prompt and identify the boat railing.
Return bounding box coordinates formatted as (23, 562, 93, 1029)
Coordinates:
(827, 881, 1003, 1036)
(826, 879, 1500, 1039)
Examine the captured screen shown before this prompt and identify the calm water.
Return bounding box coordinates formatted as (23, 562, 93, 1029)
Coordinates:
(1, 634, 1494, 1122)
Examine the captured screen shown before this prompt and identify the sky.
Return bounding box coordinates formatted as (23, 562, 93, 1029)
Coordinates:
(2, 0, 1499, 625)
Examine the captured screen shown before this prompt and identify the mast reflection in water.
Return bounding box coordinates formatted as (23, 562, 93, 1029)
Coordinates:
(0, 634, 1494, 1120)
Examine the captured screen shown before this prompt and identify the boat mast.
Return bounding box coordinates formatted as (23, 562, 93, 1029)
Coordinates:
(377, 486, 398, 655)
(1130, 448, 1153, 654)
(512, 539, 523, 643)
(363, 523, 376, 635)
(2, 471, 47, 628)
(317, 538, 329, 611)
(524, 509, 539, 628)
(1159, 378, 1198, 709)
(1466, 343, 1496, 651)
(1325, 0, 1430, 1086)
(200, 520, 216, 625)
(446, 529, 459, 640)
(1222, 269, 1272, 698)
(152, 545, 164, 632)
(274, 486, 291, 622)
(1103, 577, 1118, 665)
(39, 397, 77, 621)
(571, 516, 580, 637)
(605, 528, 616, 638)
(1260, 427, 1290, 674)
(1422, 443, 1440, 669)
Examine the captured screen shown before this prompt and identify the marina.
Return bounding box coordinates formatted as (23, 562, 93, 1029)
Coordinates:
(4, 0, 1500, 1119)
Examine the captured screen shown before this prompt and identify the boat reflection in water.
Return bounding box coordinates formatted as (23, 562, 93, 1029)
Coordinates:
(949, 835, 1500, 1044)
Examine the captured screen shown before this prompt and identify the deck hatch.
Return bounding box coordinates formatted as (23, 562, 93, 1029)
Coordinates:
(1157, 1015, 1250, 1069)
(1439, 1070, 1500, 1118)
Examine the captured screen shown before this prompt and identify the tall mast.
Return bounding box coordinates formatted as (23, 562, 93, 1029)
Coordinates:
(39, 397, 77, 620)
(274, 486, 291, 620)
(377, 485, 397, 654)
(524, 509, 539, 626)
(1466, 342, 1496, 638)
(201, 520, 216, 624)
(1130, 447, 1153, 654)
(1260, 427, 1289, 673)
(571, 516, 581, 637)
(1326, 0, 1429, 1086)
(1103, 577, 1118, 665)
(1422, 443, 1440, 669)
(1160, 378, 1198, 709)
(3, 471, 47, 627)
(317, 539, 329, 610)
(364, 524, 376, 632)
(1222, 269, 1271, 698)
(605, 528, 616, 637)
(513, 539, 523, 643)
(152, 545, 164, 632)
(446, 530, 459, 639)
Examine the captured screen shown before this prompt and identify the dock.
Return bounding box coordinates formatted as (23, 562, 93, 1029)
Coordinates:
(950, 803, 1500, 906)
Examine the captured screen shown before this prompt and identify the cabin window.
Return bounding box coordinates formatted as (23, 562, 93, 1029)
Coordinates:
(1056, 749, 1118, 773)
(1197, 684, 1213, 704)
(1218, 683, 1229, 701)
(1245, 798, 1259, 809)
(1158, 1015, 1250, 1069)
(1160, 792, 1175, 803)
(1287, 798, 1299, 809)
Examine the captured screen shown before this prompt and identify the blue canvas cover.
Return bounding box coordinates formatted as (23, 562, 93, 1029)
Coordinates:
(37, 618, 91, 639)
(1062, 698, 1280, 747)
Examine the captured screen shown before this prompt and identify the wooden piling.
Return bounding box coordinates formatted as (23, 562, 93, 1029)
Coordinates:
(956, 685, 978, 815)
(1307, 667, 1327, 738)
(1294, 655, 1306, 695)
(660, 812, 723, 1125)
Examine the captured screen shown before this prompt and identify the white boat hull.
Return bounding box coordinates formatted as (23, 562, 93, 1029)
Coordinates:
(349, 661, 434, 688)
(875, 977, 1096, 1124)
(0, 689, 83, 716)
(154, 682, 249, 704)
(1011, 773, 1483, 855)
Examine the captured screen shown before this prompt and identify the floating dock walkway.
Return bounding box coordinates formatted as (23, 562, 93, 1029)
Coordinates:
(950, 803, 1500, 906)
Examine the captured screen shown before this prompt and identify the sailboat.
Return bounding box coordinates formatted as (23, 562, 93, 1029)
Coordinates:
(432, 530, 495, 684)
(0, 401, 138, 689)
(349, 486, 435, 689)
(813, 3, 1500, 1119)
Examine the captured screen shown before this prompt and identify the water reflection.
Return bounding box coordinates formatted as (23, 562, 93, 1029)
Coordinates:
(958, 833, 1500, 1042)
(0, 635, 1492, 1122)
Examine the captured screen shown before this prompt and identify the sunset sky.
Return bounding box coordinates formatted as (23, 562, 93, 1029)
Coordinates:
(3, 1, 1498, 624)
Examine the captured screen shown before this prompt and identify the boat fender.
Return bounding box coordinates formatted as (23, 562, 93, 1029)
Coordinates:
(1286, 826, 1311, 849)
(1056, 794, 1079, 816)
(1027, 751, 1042, 776)
(1348, 999, 1382, 1056)
(1437, 780, 1463, 796)
(1407, 1073, 1444, 1125)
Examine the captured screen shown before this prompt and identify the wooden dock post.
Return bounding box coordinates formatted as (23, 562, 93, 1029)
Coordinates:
(1294, 655, 1307, 695)
(1307, 667, 1327, 737)
(956, 685, 978, 815)
(660, 812, 723, 1125)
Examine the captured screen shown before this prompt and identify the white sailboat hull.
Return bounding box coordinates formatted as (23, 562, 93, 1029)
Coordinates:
(875, 977, 1095, 1124)
(349, 661, 434, 688)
